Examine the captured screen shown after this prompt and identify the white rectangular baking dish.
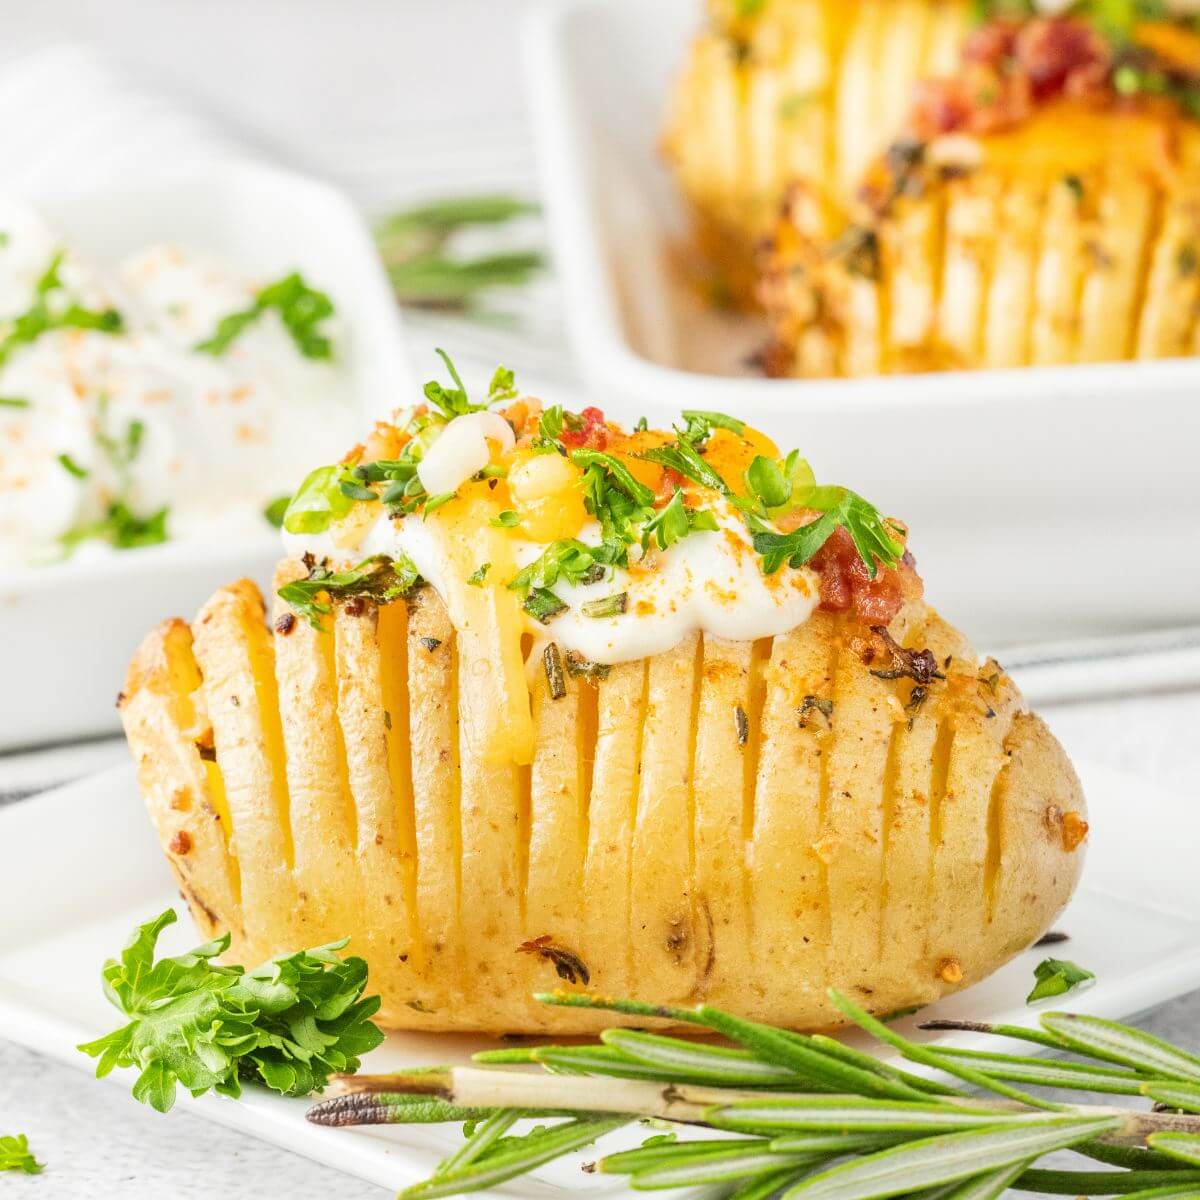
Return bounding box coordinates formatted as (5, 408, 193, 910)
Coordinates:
(1, 759, 1197, 1193)
(0, 161, 412, 750)
(524, 0, 1200, 649)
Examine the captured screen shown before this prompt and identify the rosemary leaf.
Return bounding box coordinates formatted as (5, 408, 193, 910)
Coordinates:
(781, 1116, 1119, 1199)
(629, 1144, 822, 1190)
(1145, 1082, 1200, 1113)
(398, 1116, 627, 1199)
(808, 1034, 961, 1098)
(601, 1030, 811, 1088)
(434, 1109, 519, 1177)
(769, 1134, 908, 1155)
(1013, 1167, 1200, 1195)
(1040, 1013, 1200, 1083)
(831, 990, 1063, 1112)
(917, 1160, 1030, 1199)
(705, 1097, 1037, 1136)
(932, 1046, 1153, 1095)
(1147, 1132, 1200, 1166)
(696, 1005, 931, 1101)
(730, 1168, 816, 1199)
(600, 1137, 760, 1173)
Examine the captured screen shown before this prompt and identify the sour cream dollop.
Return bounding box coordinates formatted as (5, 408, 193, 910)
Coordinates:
(286, 492, 820, 665)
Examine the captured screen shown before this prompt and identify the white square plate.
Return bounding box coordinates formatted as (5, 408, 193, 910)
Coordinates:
(523, 0, 1200, 647)
(1, 161, 412, 751)
(0, 759, 1197, 1194)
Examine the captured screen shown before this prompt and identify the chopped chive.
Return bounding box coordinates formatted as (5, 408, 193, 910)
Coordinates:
(524, 587, 567, 624)
(581, 592, 627, 619)
(543, 642, 566, 699)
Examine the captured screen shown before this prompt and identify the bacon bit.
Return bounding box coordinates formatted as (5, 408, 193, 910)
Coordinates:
(937, 957, 964, 985)
(1062, 810, 1089, 852)
(275, 612, 296, 636)
(559, 405, 609, 450)
(809, 527, 923, 625)
(168, 830, 193, 856)
(909, 17, 1111, 140)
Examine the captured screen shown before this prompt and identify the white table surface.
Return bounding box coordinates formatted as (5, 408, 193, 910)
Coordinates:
(1, 2, 1198, 1196)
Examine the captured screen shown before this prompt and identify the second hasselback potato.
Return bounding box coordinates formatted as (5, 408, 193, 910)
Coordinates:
(120, 387, 1088, 1033)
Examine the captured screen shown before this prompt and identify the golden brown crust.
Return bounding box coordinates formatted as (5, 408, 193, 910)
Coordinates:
(121, 561, 1087, 1033)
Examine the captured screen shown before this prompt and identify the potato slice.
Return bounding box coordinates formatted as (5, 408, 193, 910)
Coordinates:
(190, 581, 295, 965)
(121, 619, 240, 941)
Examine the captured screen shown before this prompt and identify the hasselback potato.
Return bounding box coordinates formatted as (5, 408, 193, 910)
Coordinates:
(121, 388, 1088, 1033)
(665, 0, 1200, 374)
(662, 0, 970, 305)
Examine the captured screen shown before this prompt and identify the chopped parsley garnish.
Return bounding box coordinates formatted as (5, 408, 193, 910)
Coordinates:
(1027, 958, 1096, 1004)
(77, 908, 383, 1113)
(751, 488, 904, 579)
(196, 271, 335, 360)
(467, 562, 491, 586)
(0, 396, 30, 409)
(642, 488, 718, 551)
(423, 348, 517, 419)
(0, 250, 123, 368)
(524, 586, 568, 624)
(640, 438, 730, 497)
(680, 409, 745, 442)
(490, 509, 520, 528)
(278, 553, 421, 629)
(0, 1134, 42, 1175)
(508, 539, 608, 594)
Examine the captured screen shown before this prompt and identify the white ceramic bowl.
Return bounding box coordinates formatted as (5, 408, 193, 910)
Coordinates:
(525, 0, 1200, 648)
(1, 162, 411, 750)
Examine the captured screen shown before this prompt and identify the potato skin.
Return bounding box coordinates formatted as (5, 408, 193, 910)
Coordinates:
(122, 564, 1088, 1033)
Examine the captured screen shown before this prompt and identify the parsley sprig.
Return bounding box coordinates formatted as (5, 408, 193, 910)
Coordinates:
(278, 553, 421, 629)
(196, 271, 335, 360)
(78, 909, 384, 1113)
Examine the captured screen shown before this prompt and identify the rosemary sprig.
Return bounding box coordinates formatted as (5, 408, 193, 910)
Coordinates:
(306, 990, 1200, 1199)
(374, 194, 543, 314)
